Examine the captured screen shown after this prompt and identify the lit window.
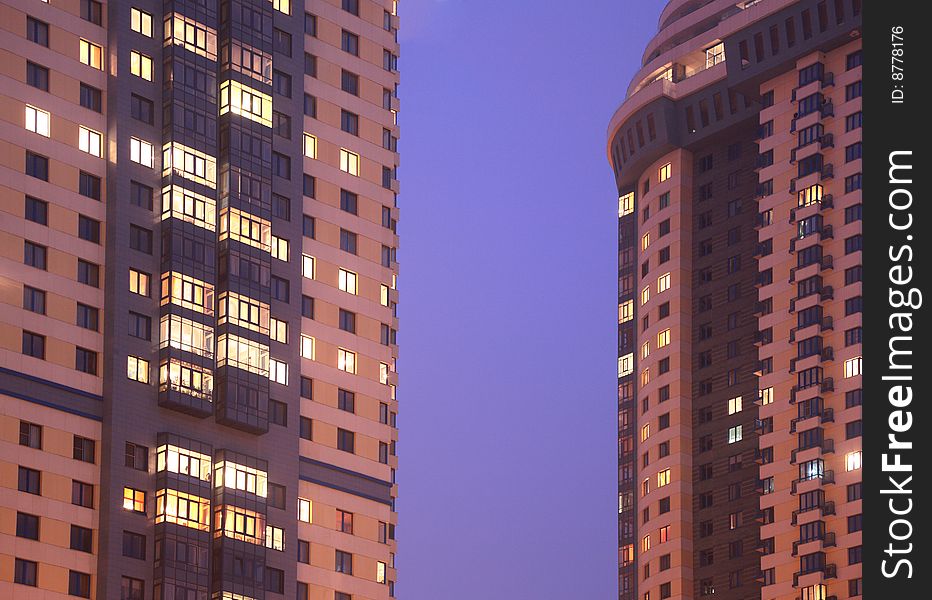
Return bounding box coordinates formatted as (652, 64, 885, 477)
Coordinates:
(269, 317, 287, 344)
(641, 286, 650, 305)
(166, 14, 218, 60)
(705, 43, 725, 68)
(844, 356, 862, 378)
(216, 334, 269, 376)
(759, 386, 773, 405)
(801, 584, 828, 600)
(642, 535, 651, 552)
(127, 356, 150, 383)
(798, 184, 823, 207)
(156, 444, 211, 480)
(658, 163, 672, 182)
(339, 269, 358, 295)
(163, 142, 216, 187)
(300, 335, 315, 359)
(377, 561, 387, 584)
(123, 487, 146, 513)
(270, 235, 289, 261)
(618, 192, 634, 217)
(298, 498, 312, 523)
(220, 80, 271, 126)
(80, 39, 103, 70)
(130, 137, 154, 168)
(303, 134, 317, 158)
(846, 451, 862, 471)
(338, 349, 357, 374)
(380, 362, 390, 385)
(219, 207, 271, 251)
(160, 272, 214, 315)
(302, 255, 315, 279)
(272, 0, 291, 14)
(642, 233, 650, 250)
(657, 469, 671, 487)
(161, 185, 216, 231)
(641, 424, 650, 442)
(641, 368, 650, 386)
(381, 284, 390, 307)
(340, 148, 360, 175)
(159, 360, 214, 402)
(657, 329, 671, 348)
(218, 505, 264, 545)
(621, 544, 634, 566)
(619, 300, 634, 323)
(25, 105, 50, 137)
(266, 525, 284, 551)
(618, 353, 634, 378)
(728, 425, 743, 444)
(131, 8, 153, 37)
(641, 341, 650, 359)
(160, 314, 214, 358)
(728, 396, 742, 415)
(269, 358, 288, 385)
(155, 488, 210, 531)
(657, 273, 671, 293)
(130, 50, 153, 80)
(129, 269, 150, 296)
(78, 127, 103, 157)
(216, 460, 268, 497)
(218, 292, 270, 335)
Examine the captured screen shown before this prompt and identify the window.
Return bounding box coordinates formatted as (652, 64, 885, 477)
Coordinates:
(130, 137, 154, 168)
(845, 356, 862, 378)
(69, 571, 91, 598)
(728, 425, 743, 444)
(81, 0, 102, 25)
(340, 149, 360, 176)
(269, 359, 288, 386)
(73, 435, 96, 463)
(130, 94, 154, 124)
(657, 469, 671, 487)
(18, 466, 41, 495)
(126, 356, 150, 384)
(22, 330, 45, 359)
(130, 51, 153, 80)
(122, 577, 144, 600)
(658, 163, 672, 182)
(25, 105, 50, 137)
(131, 8, 153, 36)
(26, 151, 49, 181)
(78, 172, 102, 201)
(846, 451, 862, 471)
(338, 349, 357, 374)
(341, 110, 359, 135)
(80, 40, 103, 70)
(72, 480, 94, 508)
(76, 126, 103, 157)
(343, 0, 360, 15)
(305, 12, 317, 35)
(342, 69, 360, 95)
(27, 17, 49, 46)
(265, 567, 284, 594)
(342, 30, 359, 55)
(26, 61, 49, 91)
(339, 269, 358, 294)
(337, 428, 355, 453)
(122, 530, 146, 560)
(845, 111, 863, 132)
(298, 497, 312, 522)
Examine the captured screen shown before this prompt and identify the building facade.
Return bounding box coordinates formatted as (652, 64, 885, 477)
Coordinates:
(1, 0, 401, 598)
(607, 2, 862, 600)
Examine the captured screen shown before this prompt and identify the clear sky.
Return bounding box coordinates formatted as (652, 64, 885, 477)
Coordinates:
(396, 1, 664, 597)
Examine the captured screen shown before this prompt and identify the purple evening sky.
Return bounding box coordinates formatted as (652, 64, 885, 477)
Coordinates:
(396, 0, 664, 597)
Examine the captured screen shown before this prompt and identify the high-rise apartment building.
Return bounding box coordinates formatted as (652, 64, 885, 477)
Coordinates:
(1, 0, 400, 598)
(607, 2, 861, 600)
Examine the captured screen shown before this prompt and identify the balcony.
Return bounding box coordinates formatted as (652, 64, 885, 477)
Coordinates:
(792, 532, 837, 556)
(790, 406, 833, 433)
(820, 286, 834, 302)
(791, 438, 835, 465)
(821, 164, 834, 180)
(820, 133, 834, 149)
(793, 563, 838, 587)
(821, 377, 835, 393)
(791, 469, 834, 494)
(820, 102, 835, 119)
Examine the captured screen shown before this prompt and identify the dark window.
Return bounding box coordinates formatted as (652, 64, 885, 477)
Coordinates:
(80, 83, 102, 112)
(845, 142, 862, 162)
(341, 70, 359, 95)
(18, 466, 40, 495)
(26, 151, 49, 180)
(122, 530, 146, 560)
(266, 567, 285, 594)
(129, 225, 153, 254)
(271, 276, 290, 303)
(298, 539, 311, 563)
(303, 174, 316, 198)
(337, 428, 355, 453)
(338, 388, 355, 413)
(80, 0, 103, 25)
(272, 152, 291, 179)
(273, 28, 292, 56)
(300, 377, 313, 401)
(78, 216, 100, 244)
(14, 558, 37, 586)
(339, 309, 356, 333)
(73, 436, 95, 463)
(130, 94, 153, 124)
(16, 512, 39, 539)
(75, 347, 97, 375)
(272, 111, 291, 138)
(25, 196, 48, 225)
(125, 442, 148, 471)
(272, 194, 291, 221)
(270, 399, 288, 427)
(79, 171, 101, 200)
(340, 229, 357, 254)
(304, 93, 317, 118)
(22, 331, 45, 359)
(304, 52, 317, 76)
(122, 576, 145, 600)
(340, 189, 358, 214)
(27, 17, 49, 46)
(273, 70, 292, 97)
(23, 286, 45, 314)
(845, 266, 863, 285)
(19, 421, 42, 448)
(268, 483, 286, 510)
(846, 420, 863, 439)
(335, 550, 353, 574)
(78, 260, 100, 287)
(69, 571, 91, 598)
(299, 417, 312, 441)
(846, 50, 862, 70)
(845, 203, 862, 223)
(71, 525, 93, 552)
(76, 303, 99, 331)
(343, 0, 360, 16)
(24, 241, 47, 270)
(128, 311, 152, 340)
(130, 181, 153, 210)
(72, 480, 94, 508)
(26, 61, 49, 90)
(341, 110, 359, 135)
(845, 111, 863, 131)
(342, 30, 359, 55)
(305, 12, 317, 35)
(845, 173, 862, 193)
(846, 80, 862, 101)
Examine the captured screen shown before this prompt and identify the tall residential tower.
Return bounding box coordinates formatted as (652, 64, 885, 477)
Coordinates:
(607, 2, 862, 600)
(1, 1, 401, 598)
